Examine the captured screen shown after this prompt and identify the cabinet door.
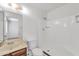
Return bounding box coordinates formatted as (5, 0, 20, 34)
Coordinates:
(11, 48, 26, 56)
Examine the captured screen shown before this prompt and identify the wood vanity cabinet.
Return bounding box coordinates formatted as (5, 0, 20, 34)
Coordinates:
(4, 48, 27, 56)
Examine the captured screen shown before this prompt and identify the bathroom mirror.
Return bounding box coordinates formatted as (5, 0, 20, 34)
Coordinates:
(6, 17, 19, 39)
(0, 10, 4, 45)
(4, 11, 23, 40)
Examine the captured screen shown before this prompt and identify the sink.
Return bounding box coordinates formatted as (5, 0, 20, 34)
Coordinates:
(0, 39, 21, 52)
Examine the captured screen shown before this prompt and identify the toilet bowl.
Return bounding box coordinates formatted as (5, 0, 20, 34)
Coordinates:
(32, 48, 43, 56)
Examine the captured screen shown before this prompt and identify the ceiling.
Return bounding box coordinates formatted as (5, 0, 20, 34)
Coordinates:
(20, 3, 67, 15)
(20, 3, 79, 20)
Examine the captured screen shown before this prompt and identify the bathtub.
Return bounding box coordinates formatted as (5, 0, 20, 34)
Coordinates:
(28, 47, 75, 56)
(41, 47, 75, 56)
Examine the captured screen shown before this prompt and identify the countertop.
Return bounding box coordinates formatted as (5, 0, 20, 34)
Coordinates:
(0, 38, 27, 56)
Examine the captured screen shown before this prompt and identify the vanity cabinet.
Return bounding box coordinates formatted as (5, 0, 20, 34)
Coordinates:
(4, 48, 27, 56)
(11, 48, 26, 56)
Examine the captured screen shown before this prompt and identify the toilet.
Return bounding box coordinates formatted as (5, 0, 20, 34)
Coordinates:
(27, 40, 43, 56)
(32, 48, 43, 56)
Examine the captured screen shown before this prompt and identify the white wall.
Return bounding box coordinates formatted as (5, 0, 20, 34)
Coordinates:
(23, 8, 44, 49)
(39, 4, 79, 55)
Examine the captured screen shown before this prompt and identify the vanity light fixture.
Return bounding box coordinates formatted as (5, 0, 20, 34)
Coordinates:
(0, 3, 22, 11)
(0, 3, 30, 15)
(8, 3, 22, 11)
(8, 3, 30, 15)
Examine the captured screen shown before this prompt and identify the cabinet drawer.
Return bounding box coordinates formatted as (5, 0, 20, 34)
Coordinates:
(11, 48, 26, 56)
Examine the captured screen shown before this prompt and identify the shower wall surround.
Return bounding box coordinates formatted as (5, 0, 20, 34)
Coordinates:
(39, 4, 79, 56)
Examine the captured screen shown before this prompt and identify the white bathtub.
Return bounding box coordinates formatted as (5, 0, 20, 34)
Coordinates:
(42, 47, 74, 56)
(28, 47, 75, 56)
